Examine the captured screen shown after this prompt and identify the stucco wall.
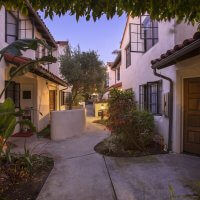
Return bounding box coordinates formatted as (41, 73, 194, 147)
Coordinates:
(37, 77, 59, 131)
(51, 109, 86, 141)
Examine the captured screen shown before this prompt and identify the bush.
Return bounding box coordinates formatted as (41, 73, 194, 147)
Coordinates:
(107, 89, 155, 152)
(120, 110, 154, 151)
(107, 89, 136, 134)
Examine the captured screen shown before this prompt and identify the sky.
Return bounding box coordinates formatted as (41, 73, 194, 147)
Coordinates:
(40, 13, 126, 63)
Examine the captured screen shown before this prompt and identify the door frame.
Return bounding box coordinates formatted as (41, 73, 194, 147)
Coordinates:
(182, 77, 200, 154)
(49, 90, 56, 111)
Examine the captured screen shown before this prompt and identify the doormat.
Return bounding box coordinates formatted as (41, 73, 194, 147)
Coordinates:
(12, 131, 33, 137)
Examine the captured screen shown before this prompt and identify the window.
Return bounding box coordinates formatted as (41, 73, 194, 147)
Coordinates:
(5, 81, 20, 108)
(142, 16, 158, 52)
(129, 15, 158, 53)
(5, 11, 19, 44)
(126, 43, 131, 68)
(139, 81, 162, 115)
(23, 91, 31, 99)
(117, 68, 120, 81)
(60, 91, 71, 106)
(19, 19, 34, 39)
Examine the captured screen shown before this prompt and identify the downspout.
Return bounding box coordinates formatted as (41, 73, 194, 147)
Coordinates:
(153, 68, 173, 152)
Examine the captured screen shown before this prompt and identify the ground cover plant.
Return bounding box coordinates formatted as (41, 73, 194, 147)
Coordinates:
(37, 124, 51, 139)
(94, 89, 166, 157)
(0, 151, 53, 200)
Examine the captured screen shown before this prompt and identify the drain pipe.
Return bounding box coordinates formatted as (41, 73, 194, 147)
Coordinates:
(153, 68, 173, 152)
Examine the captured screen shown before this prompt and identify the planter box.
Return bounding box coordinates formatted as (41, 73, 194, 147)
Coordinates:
(50, 109, 86, 141)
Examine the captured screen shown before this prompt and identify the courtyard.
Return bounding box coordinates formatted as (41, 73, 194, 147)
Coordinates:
(8, 105, 200, 200)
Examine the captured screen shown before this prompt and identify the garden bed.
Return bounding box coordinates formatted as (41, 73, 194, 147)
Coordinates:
(94, 136, 167, 157)
(0, 154, 53, 200)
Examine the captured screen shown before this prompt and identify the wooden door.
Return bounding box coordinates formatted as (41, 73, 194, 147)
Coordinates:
(49, 90, 56, 111)
(184, 78, 200, 155)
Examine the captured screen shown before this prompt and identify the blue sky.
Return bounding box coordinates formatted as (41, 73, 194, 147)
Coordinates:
(40, 13, 126, 63)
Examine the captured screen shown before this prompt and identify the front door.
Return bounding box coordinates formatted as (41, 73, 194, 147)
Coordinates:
(184, 78, 200, 155)
(49, 90, 56, 111)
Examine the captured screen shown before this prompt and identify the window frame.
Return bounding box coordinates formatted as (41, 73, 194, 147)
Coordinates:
(116, 67, 120, 81)
(141, 16, 159, 52)
(60, 91, 71, 106)
(5, 10, 19, 44)
(139, 80, 162, 115)
(126, 43, 131, 68)
(5, 81, 20, 108)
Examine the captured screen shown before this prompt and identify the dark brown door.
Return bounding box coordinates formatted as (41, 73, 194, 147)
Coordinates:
(184, 78, 200, 155)
(49, 90, 56, 111)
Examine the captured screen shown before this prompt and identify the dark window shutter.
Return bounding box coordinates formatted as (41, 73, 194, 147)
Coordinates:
(5, 81, 20, 108)
(5, 81, 15, 100)
(14, 83, 20, 108)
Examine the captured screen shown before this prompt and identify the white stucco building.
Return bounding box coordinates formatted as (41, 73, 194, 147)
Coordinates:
(0, 4, 70, 132)
(108, 15, 200, 155)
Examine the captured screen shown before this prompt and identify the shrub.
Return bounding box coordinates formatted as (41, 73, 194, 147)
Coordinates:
(120, 110, 155, 151)
(107, 89, 136, 134)
(107, 89, 155, 152)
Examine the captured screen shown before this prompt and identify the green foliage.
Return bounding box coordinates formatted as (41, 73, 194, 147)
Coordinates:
(37, 124, 50, 138)
(0, 39, 55, 154)
(60, 45, 106, 109)
(0, 39, 51, 61)
(107, 89, 136, 134)
(107, 89, 154, 151)
(1, 0, 200, 23)
(0, 99, 36, 154)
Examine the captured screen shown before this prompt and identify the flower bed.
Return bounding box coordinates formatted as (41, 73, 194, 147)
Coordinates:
(0, 154, 53, 200)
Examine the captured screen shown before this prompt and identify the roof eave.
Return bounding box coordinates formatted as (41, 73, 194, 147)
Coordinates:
(111, 53, 121, 69)
(152, 39, 200, 69)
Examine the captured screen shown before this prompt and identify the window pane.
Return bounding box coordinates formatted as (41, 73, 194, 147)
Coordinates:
(7, 36, 17, 44)
(6, 11, 18, 43)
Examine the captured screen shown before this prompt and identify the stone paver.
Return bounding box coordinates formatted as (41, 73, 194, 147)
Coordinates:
(9, 105, 200, 200)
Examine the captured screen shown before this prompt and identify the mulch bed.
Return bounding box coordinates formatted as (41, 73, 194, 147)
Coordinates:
(94, 139, 167, 157)
(0, 155, 53, 200)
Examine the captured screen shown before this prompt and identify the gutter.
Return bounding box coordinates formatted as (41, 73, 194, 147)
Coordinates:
(153, 69, 173, 152)
(152, 39, 200, 69)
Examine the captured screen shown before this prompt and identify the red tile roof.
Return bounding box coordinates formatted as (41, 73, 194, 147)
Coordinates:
(4, 53, 67, 87)
(109, 82, 122, 90)
(151, 32, 200, 67)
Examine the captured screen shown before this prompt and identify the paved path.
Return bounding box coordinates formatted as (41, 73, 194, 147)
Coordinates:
(10, 105, 200, 200)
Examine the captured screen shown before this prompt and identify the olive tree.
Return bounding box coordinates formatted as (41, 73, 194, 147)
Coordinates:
(60, 46, 106, 109)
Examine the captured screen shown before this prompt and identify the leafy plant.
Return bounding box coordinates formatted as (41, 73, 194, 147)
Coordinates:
(0, 39, 57, 155)
(0, 98, 36, 154)
(107, 88, 136, 134)
(107, 89, 154, 151)
(0, 39, 57, 99)
(1, 0, 200, 23)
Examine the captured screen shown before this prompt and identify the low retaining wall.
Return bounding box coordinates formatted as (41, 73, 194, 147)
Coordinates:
(51, 109, 86, 141)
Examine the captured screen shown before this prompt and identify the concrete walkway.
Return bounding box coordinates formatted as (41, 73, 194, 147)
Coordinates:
(9, 106, 200, 200)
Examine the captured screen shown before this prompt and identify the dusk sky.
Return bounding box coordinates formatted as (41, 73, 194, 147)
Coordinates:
(40, 13, 127, 63)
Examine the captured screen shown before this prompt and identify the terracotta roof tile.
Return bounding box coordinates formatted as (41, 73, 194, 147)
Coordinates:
(4, 53, 67, 86)
(151, 32, 200, 66)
